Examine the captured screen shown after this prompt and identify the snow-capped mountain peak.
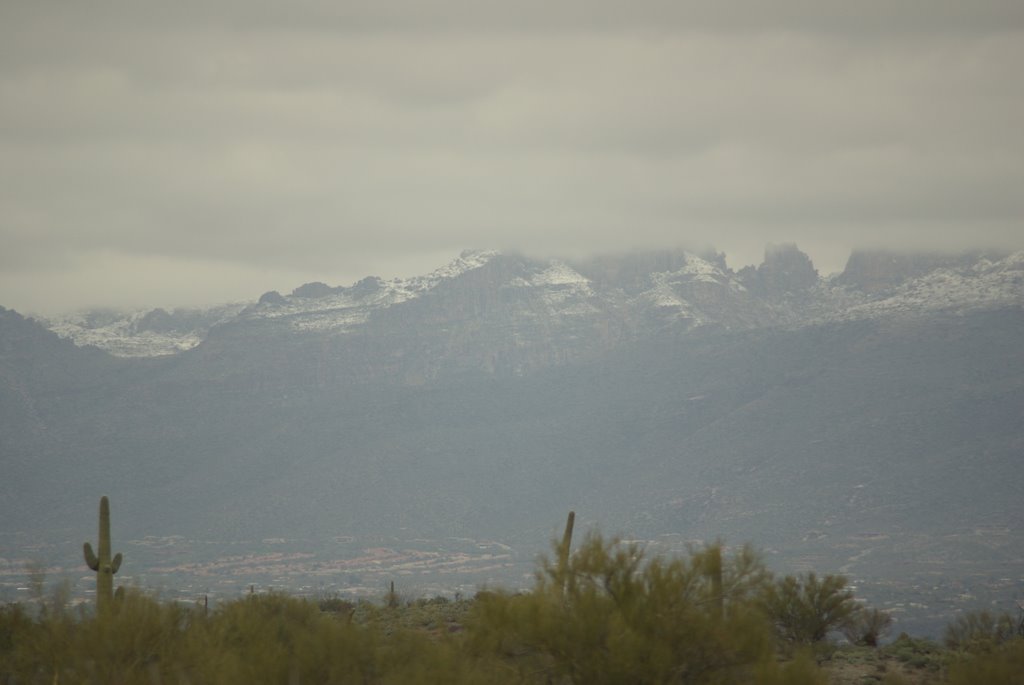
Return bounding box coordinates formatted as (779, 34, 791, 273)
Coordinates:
(39, 247, 1024, 359)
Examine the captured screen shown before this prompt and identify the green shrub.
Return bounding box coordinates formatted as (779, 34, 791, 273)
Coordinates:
(842, 607, 894, 647)
(760, 572, 859, 644)
(468, 534, 804, 684)
(0, 603, 35, 679)
(882, 633, 946, 673)
(317, 593, 355, 617)
(197, 591, 379, 684)
(944, 609, 1018, 653)
(946, 637, 1024, 685)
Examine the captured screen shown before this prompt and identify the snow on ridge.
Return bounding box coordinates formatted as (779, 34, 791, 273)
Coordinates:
(673, 252, 726, 284)
(528, 261, 595, 304)
(251, 283, 408, 328)
(46, 304, 246, 358)
(529, 260, 598, 313)
(975, 250, 1024, 274)
(530, 261, 591, 288)
(814, 251, 1024, 324)
(79, 330, 204, 358)
(39, 249, 1023, 357)
(44, 251, 504, 351)
(641, 272, 705, 324)
(47, 312, 203, 357)
(418, 249, 499, 284)
(274, 250, 500, 332)
(636, 253, 735, 324)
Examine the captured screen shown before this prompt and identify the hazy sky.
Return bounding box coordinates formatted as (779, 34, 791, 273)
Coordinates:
(2, 1, 1023, 315)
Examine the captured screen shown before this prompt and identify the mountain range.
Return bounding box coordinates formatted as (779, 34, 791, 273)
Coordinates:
(2, 245, 1022, 634)
(41, 246, 1024, 362)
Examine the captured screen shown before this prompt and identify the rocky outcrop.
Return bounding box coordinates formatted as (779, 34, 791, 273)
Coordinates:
(258, 290, 287, 306)
(135, 308, 178, 334)
(738, 243, 818, 296)
(835, 250, 962, 293)
(291, 282, 341, 298)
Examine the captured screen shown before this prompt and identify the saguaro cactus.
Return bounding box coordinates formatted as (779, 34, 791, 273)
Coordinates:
(83, 495, 123, 612)
(559, 511, 575, 571)
(556, 511, 575, 592)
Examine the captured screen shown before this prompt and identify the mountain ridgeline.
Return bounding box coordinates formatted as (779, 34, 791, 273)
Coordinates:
(1, 246, 1023, 623)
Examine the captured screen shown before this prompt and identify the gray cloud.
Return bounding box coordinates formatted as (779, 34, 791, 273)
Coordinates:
(2, 1, 1023, 314)
(7, 1, 1024, 36)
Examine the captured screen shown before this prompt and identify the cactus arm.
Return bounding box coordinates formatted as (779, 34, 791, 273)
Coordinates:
(111, 553, 122, 574)
(84, 542, 99, 571)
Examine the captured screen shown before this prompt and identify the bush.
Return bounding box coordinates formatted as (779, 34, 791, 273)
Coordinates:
(0, 588, 194, 685)
(761, 572, 859, 644)
(882, 632, 946, 672)
(946, 637, 1024, 685)
(468, 534, 806, 684)
(842, 607, 893, 647)
(317, 593, 355, 617)
(198, 592, 379, 684)
(0, 603, 35, 678)
(944, 609, 1018, 653)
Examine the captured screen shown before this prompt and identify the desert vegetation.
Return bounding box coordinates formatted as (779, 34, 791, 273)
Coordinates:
(2, 512, 1022, 683)
(4, 555, 1022, 683)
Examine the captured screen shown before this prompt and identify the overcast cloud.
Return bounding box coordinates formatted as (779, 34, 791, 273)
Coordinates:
(2, 1, 1023, 314)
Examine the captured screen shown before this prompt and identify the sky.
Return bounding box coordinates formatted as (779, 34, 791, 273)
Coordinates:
(2, 1, 1023, 316)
